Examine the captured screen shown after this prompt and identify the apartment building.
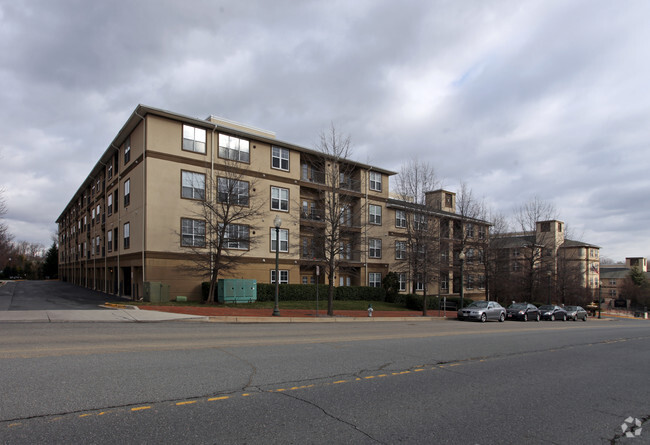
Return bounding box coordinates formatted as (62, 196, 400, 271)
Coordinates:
(600, 257, 649, 305)
(57, 105, 489, 301)
(491, 220, 600, 303)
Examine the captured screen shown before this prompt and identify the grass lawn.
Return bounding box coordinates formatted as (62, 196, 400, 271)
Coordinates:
(118, 300, 410, 311)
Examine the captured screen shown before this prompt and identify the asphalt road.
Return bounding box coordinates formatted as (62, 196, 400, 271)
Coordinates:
(0, 280, 122, 311)
(1, 312, 648, 444)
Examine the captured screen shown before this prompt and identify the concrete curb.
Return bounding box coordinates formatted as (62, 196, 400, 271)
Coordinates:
(102, 303, 140, 310)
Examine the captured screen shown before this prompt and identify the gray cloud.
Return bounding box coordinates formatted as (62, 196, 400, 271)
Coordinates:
(0, 0, 649, 261)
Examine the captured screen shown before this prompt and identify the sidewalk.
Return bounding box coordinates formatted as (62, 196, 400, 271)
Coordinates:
(0, 308, 209, 323)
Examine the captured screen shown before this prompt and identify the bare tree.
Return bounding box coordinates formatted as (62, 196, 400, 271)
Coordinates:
(0, 187, 11, 269)
(306, 123, 358, 316)
(183, 160, 264, 303)
(484, 210, 511, 303)
(393, 159, 440, 315)
(511, 197, 558, 301)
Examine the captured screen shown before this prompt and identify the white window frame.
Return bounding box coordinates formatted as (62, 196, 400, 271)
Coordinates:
(123, 222, 130, 249)
(398, 273, 407, 292)
(181, 218, 206, 247)
(218, 178, 249, 205)
(183, 125, 207, 154)
(271, 269, 289, 284)
(369, 171, 382, 192)
(395, 241, 406, 260)
(369, 272, 381, 288)
(271, 146, 289, 171)
(124, 179, 130, 207)
(124, 136, 131, 164)
(224, 224, 250, 250)
(369, 238, 382, 258)
(395, 210, 406, 228)
(271, 187, 289, 212)
(219, 133, 249, 162)
(107, 230, 113, 253)
(271, 228, 289, 253)
(182, 171, 206, 200)
(369, 204, 382, 225)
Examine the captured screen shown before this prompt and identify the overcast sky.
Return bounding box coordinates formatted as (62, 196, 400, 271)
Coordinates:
(1, 0, 649, 262)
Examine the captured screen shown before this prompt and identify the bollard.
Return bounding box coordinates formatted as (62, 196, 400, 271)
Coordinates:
(368, 304, 374, 317)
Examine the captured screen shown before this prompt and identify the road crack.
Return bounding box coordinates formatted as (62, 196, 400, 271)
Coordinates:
(276, 390, 388, 444)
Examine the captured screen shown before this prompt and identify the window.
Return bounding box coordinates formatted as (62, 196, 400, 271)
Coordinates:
(219, 133, 249, 162)
(398, 273, 407, 292)
(108, 163, 113, 179)
(124, 136, 131, 164)
(369, 204, 382, 225)
(182, 171, 206, 200)
(467, 275, 474, 290)
(183, 125, 206, 154)
(271, 270, 289, 284)
(395, 241, 406, 260)
(224, 224, 249, 250)
(445, 193, 453, 207)
(340, 241, 352, 260)
(114, 190, 118, 212)
(271, 146, 289, 171)
(466, 223, 474, 238)
(395, 210, 406, 228)
(369, 171, 382, 192)
(478, 226, 486, 239)
(414, 213, 426, 230)
(181, 218, 206, 247)
(271, 228, 289, 252)
(271, 187, 289, 211)
(123, 222, 130, 249)
(369, 272, 381, 288)
(369, 238, 382, 258)
(340, 205, 352, 226)
(416, 274, 424, 291)
(440, 273, 448, 291)
(124, 179, 130, 207)
(217, 178, 249, 206)
(107, 230, 113, 253)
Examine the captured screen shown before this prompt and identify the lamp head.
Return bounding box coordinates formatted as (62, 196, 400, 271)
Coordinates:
(274, 215, 282, 228)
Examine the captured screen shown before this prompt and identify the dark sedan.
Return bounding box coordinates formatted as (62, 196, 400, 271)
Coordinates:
(538, 305, 568, 321)
(506, 303, 540, 321)
(565, 305, 588, 321)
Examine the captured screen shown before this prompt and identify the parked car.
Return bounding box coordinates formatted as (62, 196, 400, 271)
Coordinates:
(538, 305, 568, 321)
(506, 303, 540, 321)
(565, 305, 588, 321)
(458, 301, 506, 322)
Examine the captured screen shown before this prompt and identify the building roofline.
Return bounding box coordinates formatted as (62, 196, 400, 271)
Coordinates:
(57, 104, 398, 223)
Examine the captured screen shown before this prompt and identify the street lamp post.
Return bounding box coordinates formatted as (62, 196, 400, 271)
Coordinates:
(598, 281, 602, 319)
(273, 215, 282, 316)
(459, 251, 465, 310)
(547, 271, 552, 305)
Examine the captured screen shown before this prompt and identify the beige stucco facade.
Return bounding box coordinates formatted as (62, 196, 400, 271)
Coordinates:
(57, 105, 489, 301)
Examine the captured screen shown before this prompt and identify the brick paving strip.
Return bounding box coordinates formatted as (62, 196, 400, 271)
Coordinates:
(140, 306, 446, 318)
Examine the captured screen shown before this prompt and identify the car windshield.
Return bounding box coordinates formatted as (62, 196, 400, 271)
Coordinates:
(565, 306, 578, 311)
(538, 305, 553, 310)
(509, 303, 526, 309)
(467, 301, 488, 309)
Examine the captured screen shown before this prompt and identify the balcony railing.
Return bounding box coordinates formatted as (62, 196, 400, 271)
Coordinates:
(301, 169, 326, 185)
(301, 209, 325, 222)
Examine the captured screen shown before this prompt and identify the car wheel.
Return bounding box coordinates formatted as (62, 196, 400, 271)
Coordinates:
(551, 314, 555, 321)
(536, 314, 540, 322)
(583, 315, 587, 321)
(573, 316, 577, 321)
(523, 313, 528, 322)
(480, 313, 487, 323)
(499, 313, 505, 322)
(562, 314, 567, 321)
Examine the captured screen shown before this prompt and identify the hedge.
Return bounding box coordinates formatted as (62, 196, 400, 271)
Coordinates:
(202, 282, 386, 302)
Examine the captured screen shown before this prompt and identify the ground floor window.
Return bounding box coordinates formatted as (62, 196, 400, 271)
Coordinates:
(270, 269, 289, 284)
(369, 272, 381, 288)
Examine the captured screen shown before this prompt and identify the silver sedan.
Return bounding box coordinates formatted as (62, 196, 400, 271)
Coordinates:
(458, 301, 506, 322)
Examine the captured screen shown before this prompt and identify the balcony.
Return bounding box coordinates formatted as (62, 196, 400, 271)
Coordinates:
(339, 177, 361, 193)
(301, 209, 325, 222)
(301, 169, 326, 185)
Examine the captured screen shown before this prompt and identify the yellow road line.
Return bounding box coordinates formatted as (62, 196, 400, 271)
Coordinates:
(131, 406, 151, 411)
